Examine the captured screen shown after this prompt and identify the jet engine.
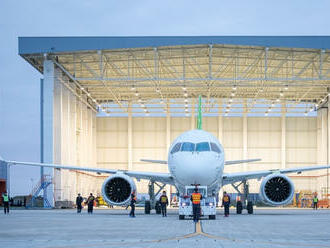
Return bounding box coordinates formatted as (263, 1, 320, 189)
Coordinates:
(101, 173, 136, 206)
(259, 174, 294, 206)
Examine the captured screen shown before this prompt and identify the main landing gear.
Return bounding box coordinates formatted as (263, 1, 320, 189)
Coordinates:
(144, 180, 166, 214)
(231, 180, 253, 214)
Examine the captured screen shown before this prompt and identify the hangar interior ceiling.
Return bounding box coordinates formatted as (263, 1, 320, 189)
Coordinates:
(22, 44, 330, 116)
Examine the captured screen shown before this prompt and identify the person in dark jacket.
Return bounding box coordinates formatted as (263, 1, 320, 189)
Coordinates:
(2, 191, 9, 214)
(221, 191, 231, 217)
(159, 191, 169, 217)
(86, 193, 95, 214)
(76, 193, 83, 213)
(129, 191, 136, 218)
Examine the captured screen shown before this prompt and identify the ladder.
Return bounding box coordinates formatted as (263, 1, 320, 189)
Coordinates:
(27, 175, 53, 208)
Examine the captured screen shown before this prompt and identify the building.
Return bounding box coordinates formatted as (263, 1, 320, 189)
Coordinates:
(18, 36, 330, 206)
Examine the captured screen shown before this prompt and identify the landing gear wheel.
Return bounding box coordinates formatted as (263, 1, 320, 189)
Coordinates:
(209, 215, 216, 220)
(247, 201, 253, 214)
(145, 200, 151, 214)
(236, 201, 243, 214)
(179, 215, 185, 220)
(155, 201, 161, 214)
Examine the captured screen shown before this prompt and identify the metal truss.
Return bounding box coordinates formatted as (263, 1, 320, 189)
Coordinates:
(22, 44, 330, 115)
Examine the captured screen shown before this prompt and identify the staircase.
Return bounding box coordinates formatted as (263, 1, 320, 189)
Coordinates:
(27, 175, 53, 208)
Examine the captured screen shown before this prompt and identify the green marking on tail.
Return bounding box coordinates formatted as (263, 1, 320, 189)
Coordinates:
(197, 95, 202, 130)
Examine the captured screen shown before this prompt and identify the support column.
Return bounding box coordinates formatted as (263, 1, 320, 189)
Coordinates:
(281, 105, 286, 169)
(166, 102, 171, 198)
(190, 99, 195, 130)
(243, 101, 248, 171)
(128, 103, 133, 170)
(42, 60, 55, 207)
(218, 100, 223, 142)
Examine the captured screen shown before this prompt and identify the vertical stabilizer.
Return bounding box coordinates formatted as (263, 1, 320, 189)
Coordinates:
(197, 95, 202, 130)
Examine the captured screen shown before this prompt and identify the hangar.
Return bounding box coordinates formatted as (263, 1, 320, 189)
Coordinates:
(18, 36, 330, 207)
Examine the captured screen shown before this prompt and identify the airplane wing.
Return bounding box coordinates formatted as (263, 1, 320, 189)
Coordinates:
(222, 164, 330, 185)
(3, 159, 174, 185)
(140, 159, 168, 164)
(225, 159, 261, 165)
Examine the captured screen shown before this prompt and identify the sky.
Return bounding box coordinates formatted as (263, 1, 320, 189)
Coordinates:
(0, 0, 330, 196)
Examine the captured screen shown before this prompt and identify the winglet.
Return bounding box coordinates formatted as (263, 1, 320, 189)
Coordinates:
(197, 95, 202, 130)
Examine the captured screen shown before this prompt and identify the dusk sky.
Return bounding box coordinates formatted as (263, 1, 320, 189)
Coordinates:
(1, 0, 330, 196)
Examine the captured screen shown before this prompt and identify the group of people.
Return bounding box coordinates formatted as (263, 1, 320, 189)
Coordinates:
(75, 193, 96, 214)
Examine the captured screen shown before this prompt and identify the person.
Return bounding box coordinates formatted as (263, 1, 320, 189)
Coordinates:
(2, 191, 9, 214)
(86, 193, 95, 214)
(129, 191, 136, 218)
(313, 195, 318, 210)
(159, 191, 169, 217)
(191, 187, 202, 223)
(222, 191, 231, 217)
(76, 193, 83, 213)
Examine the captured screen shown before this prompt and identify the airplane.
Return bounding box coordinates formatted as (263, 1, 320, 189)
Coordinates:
(1, 96, 330, 218)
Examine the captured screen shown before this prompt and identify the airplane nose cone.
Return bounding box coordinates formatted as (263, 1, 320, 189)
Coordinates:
(174, 153, 219, 186)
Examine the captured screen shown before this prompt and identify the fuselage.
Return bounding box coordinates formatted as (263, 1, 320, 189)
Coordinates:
(167, 129, 225, 196)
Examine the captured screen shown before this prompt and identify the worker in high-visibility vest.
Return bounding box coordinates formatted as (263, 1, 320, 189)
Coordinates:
(159, 191, 169, 217)
(190, 187, 203, 223)
(222, 191, 231, 217)
(313, 195, 319, 210)
(2, 191, 9, 214)
(129, 191, 137, 218)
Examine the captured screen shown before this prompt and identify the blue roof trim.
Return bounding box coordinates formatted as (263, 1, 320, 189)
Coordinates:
(19, 36, 330, 54)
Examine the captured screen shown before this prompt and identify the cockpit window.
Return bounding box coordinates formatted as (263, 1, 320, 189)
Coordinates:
(170, 143, 182, 154)
(196, 142, 210, 152)
(181, 142, 195, 152)
(210, 142, 221, 153)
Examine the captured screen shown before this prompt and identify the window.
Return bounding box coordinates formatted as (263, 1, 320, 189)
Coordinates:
(181, 142, 195, 152)
(170, 143, 182, 154)
(196, 142, 210, 152)
(210, 142, 221, 153)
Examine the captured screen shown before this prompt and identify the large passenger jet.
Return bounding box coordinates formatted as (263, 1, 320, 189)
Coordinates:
(1, 96, 330, 213)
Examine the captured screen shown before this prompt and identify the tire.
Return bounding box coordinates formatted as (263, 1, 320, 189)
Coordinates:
(179, 215, 185, 220)
(155, 201, 161, 214)
(236, 201, 243, 214)
(247, 201, 253, 214)
(209, 215, 216, 220)
(145, 200, 151, 214)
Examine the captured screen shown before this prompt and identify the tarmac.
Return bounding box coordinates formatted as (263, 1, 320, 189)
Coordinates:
(0, 208, 330, 248)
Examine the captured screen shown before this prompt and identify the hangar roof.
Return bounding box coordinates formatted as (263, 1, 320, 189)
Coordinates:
(19, 36, 330, 116)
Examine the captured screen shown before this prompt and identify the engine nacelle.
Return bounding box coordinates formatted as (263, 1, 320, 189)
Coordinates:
(101, 173, 136, 206)
(259, 174, 294, 206)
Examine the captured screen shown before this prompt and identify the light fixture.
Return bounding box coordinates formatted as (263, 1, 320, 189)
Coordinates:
(315, 104, 319, 107)
(135, 92, 139, 97)
(229, 98, 233, 103)
(160, 99, 164, 104)
(81, 87, 84, 90)
(276, 98, 280, 102)
(284, 85, 288, 90)
(185, 104, 188, 107)
(144, 108, 147, 112)
(184, 99, 188, 103)
(182, 86, 186, 91)
(260, 88, 264, 92)
(156, 88, 160, 93)
(92, 99, 96, 103)
(228, 104, 231, 107)
(271, 102, 275, 107)
(231, 92, 235, 97)
(232, 85, 237, 91)
(185, 108, 188, 112)
(138, 98, 142, 103)
(310, 107, 314, 112)
(185, 113, 189, 117)
(87, 93, 91, 96)
(268, 107, 272, 112)
(304, 111, 308, 116)
(141, 104, 145, 108)
(131, 86, 135, 91)
(184, 93, 188, 97)
(225, 113, 228, 116)
(265, 112, 268, 116)
(145, 112, 149, 116)
(280, 91, 284, 97)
